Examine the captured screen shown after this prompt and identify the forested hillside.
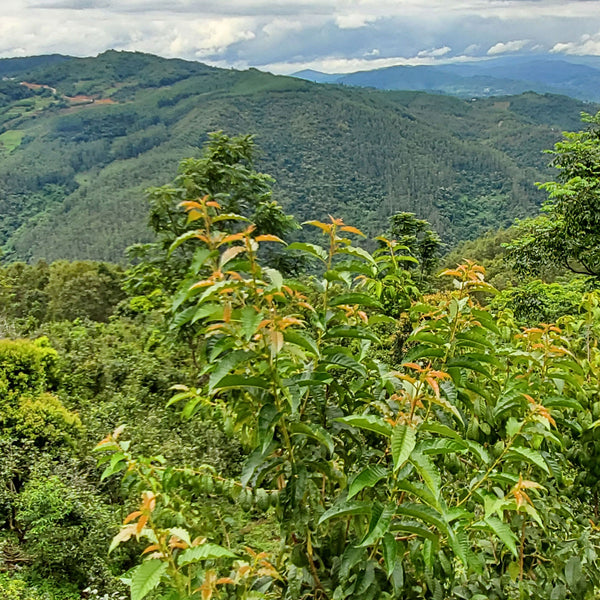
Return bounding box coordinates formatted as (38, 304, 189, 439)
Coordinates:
(0, 50, 596, 262)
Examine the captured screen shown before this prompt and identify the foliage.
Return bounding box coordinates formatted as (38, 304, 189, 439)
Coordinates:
(0, 573, 78, 600)
(385, 212, 442, 280)
(0, 260, 125, 330)
(0, 338, 80, 448)
(492, 277, 593, 325)
(98, 196, 600, 599)
(14, 467, 117, 587)
(507, 111, 600, 277)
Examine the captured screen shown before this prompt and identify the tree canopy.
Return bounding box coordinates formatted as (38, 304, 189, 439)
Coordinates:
(508, 111, 600, 277)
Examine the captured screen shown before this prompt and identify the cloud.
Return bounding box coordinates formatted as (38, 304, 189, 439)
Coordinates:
(335, 14, 377, 29)
(2, 1, 600, 71)
(417, 46, 452, 57)
(487, 39, 528, 55)
(551, 31, 600, 55)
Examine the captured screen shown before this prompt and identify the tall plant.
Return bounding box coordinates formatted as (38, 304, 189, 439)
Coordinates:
(99, 198, 593, 599)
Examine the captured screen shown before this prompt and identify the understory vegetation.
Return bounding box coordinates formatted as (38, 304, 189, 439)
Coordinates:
(1, 114, 600, 600)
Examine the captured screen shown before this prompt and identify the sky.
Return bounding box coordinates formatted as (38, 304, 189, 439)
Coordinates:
(2, 1, 600, 74)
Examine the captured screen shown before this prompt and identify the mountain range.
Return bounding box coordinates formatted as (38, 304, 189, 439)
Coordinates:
(292, 54, 600, 102)
(0, 50, 597, 263)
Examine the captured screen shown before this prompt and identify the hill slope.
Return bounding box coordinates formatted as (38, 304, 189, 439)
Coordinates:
(0, 50, 596, 262)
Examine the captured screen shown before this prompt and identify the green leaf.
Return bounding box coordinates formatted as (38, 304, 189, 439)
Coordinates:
(506, 447, 550, 474)
(284, 330, 320, 357)
(419, 422, 462, 441)
(325, 325, 380, 343)
(208, 350, 252, 392)
(410, 452, 441, 499)
(263, 267, 283, 290)
(401, 346, 446, 363)
(336, 415, 392, 437)
(130, 560, 167, 600)
(447, 357, 492, 379)
(191, 303, 222, 324)
(418, 438, 467, 456)
(100, 452, 125, 481)
(544, 396, 582, 410)
(391, 425, 416, 472)
(318, 500, 372, 525)
(396, 480, 440, 510)
(168, 230, 200, 256)
(338, 245, 376, 265)
(323, 352, 367, 377)
(240, 306, 263, 339)
(189, 248, 214, 274)
(447, 526, 476, 570)
(347, 465, 388, 500)
(565, 556, 582, 589)
(329, 292, 382, 309)
(484, 517, 518, 557)
(287, 242, 327, 261)
(169, 306, 197, 330)
(382, 533, 397, 577)
(178, 544, 237, 566)
(289, 422, 334, 456)
(213, 374, 269, 390)
(359, 503, 394, 546)
(396, 502, 447, 532)
(471, 309, 500, 334)
(391, 522, 439, 542)
(465, 440, 491, 465)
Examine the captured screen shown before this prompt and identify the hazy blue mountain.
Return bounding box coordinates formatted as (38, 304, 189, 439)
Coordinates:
(292, 55, 600, 102)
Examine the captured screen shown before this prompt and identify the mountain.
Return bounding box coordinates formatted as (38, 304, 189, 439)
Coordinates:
(292, 55, 600, 102)
(0, 50, 596, 263)
(0, 54, 71, 78)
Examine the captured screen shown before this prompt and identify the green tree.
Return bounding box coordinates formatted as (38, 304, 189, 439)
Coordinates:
(386, 211, 442, 279)
(507, 111, 600, 277)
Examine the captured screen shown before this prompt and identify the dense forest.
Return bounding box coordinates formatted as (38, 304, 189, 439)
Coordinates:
(1, 104, 600, 600)
(0, 50, 597, 263)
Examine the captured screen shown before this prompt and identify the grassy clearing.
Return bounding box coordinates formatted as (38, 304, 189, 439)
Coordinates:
(0, 130, 25, 151)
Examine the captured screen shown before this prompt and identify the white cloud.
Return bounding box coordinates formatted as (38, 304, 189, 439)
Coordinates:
(262, 19, 303, 37)
(551, 31, 600, 55)
(1, 1, 600, 70)
(417, 45, 451, 58)
(335, 13, 376, 29)
(487, 39, 528, 55)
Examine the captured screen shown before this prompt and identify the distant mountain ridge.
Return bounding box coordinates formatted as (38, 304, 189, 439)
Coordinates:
(292, 54, 600, 102)
(0, 50, 596, 263)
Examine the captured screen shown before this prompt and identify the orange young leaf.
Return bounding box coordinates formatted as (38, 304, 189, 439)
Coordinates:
(304, 220, 331, 232)
(339, 225, 366, 237)
(255, 234, 286, 244)
(136, 514, 149, 535)
(179, 200, 202, 211)
(124, 510, 142, 525)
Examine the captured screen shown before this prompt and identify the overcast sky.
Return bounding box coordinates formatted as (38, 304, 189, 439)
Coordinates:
(2, 1, 600, 73)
